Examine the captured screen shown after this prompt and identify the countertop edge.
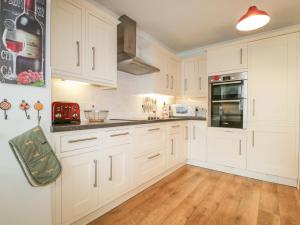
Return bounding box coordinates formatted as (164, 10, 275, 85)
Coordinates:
(51, 118, 206, 133)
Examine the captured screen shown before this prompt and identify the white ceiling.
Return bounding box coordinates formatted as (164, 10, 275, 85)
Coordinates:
(97, 0, 300, 52)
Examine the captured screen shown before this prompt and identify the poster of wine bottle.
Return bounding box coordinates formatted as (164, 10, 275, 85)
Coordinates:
(0, 0, 46, 87)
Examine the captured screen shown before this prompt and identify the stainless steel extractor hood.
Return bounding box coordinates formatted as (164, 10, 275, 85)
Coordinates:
(117, 15, 160, 75)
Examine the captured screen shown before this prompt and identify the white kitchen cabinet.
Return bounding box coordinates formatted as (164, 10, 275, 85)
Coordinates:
(133, 150, 166, 187)
(182, 56, 207, 97)
(136, 46, 181, 96)
(188, 121, 207, 162)
(247, 33, 299, 179)
(101, 143, 130, 204)
(51, 0, 118, 87)
(167, 124, 186, 168)
(207, 128, 246, 169)
(207, 43, 247, 74)
(85, 11, 117, 85)
(247, 125, 298, 179)
(51, 0, 84, 76)
(248, 33, 299, 124)
(61, 151, 100, 225)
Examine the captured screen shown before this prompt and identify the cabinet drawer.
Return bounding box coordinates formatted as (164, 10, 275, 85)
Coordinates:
(133, 150, 166, 186)
(168, 123, 182, 134)
(133, 125, 165, 156)
(103, 128, 131, 147)
(60, 132, 100, 152)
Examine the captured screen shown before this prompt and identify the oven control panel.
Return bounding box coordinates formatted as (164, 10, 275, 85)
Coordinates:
(52, 102, 80, 124)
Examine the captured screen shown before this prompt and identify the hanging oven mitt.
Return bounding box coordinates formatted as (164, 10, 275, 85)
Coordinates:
(9, 126, 62, 187)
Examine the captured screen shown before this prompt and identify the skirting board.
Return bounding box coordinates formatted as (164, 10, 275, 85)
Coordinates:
(71, 162, 186, 225)
(187, 160, 298, 187)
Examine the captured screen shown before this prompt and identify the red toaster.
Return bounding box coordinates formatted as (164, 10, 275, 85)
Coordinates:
(52, 102, 80, 124)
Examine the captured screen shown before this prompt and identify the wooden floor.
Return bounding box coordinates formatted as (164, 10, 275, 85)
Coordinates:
(89, 165, 300, 225)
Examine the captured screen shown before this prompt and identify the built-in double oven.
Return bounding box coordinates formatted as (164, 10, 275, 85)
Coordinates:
(208, 72, 247, 129)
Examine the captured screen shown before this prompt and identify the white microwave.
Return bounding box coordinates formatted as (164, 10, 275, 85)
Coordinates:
(171, 104, 196, 117)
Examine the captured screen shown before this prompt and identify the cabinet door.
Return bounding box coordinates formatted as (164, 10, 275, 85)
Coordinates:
(207, 43, 247, 74)
(189, 122, 207, 162)
(248, 33, 298, 124)
(61, 151, 99, 224)
(133, 150, 166, 186)
(51, 0, 84, 76)
(102, 144, 130, 204)
(183, 59, 197, 96)
(197, 58, 208, 97)
(247, 125, 298, 179)
(207, 129, 246, 169)
(167, 58, 179, 96)
(86, 11, 117, 85)
(168, 131, 185, 167)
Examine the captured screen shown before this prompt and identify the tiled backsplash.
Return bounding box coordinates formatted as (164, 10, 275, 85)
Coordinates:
(52, 72, 175, 120)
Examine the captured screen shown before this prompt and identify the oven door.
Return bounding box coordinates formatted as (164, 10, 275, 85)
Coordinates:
(210, 99, 247, 129)
(211, 80, 246, 101)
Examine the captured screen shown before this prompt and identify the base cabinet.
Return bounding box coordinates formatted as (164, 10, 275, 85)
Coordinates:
(61, 151, 100, 225)
(101, 144, 130, 204)
(247, 125, 298, 179)
(207, 129, 246, 169)
(167, 124, 186, 168)
(133, 150, 166, 187)
(188, 121, 207, 162)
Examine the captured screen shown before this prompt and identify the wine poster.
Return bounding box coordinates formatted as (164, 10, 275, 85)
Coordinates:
(0, 0, 46, 87)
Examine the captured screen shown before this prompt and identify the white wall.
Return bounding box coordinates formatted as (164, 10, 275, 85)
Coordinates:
(0, 1, 52, 225)
(52, 72, 175, 120)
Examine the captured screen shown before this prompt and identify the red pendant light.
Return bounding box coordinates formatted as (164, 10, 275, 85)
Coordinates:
(237, 6, 270, 31)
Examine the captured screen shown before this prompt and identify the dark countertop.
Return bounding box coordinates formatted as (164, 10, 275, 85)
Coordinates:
(51, 117, 206, 133)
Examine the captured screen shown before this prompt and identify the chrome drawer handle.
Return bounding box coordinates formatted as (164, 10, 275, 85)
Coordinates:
(171, 139, 174, 155)
(68, 137, 97, 143)
(109, 156, 113, 181)
(148, 128, 160, 132)
(239, 140, 242, 156)
(172, 125, 180, 128)
(92, 47, 96, 70)
(76, 41, 80, 67)
(148, 153, 161, 160)
(93, 160, 98, 187)
(110, 132, 130, 137)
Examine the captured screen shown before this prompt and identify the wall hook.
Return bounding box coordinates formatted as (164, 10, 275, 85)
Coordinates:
(20, 100, 30, 120)
(0, 99, 11, 120)
(34, 101, 44, 125)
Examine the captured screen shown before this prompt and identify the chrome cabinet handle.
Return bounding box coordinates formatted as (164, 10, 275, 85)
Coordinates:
(252, 99, 256, 117)
(252, 131, 255, 147)
(148, 153, 161, 160)
(239, 140, 242, 156)
(148, 128, 160, 132)
(185, 126, 188, 140)
(171, 139, 174, 155)
(240, 48, 243, 65)
(193, 126, 196, 140)
(110, 132, 130, 137)
(68, 137, 97, 143)
(166, 74, 169, 89)
(212, 81, 242, 86)
(109, 156, 113, 181)
(76, 41, 80, 67)
(93, 160, 98, 187)
(171, 76, 174, 90)
(184, 78, 188, 92)
(199, 77, 202, 90)
(92, 47, 96, 70)
(172, 125, 180, 128)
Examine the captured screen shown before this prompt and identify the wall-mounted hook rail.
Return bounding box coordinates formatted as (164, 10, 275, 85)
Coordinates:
(20, 100, 30, 120)
(34, 101, 44, 125)
(0, 99, 11, 120)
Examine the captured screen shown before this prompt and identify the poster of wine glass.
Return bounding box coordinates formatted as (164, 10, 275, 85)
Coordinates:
(0, 0, 46, 87)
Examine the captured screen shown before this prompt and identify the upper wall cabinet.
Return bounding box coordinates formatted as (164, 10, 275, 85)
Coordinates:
(136, 42, 181, 96)
(51, 0, 118, 87)
(182, 56, 207, 97)
(207, 43, 247, 75)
